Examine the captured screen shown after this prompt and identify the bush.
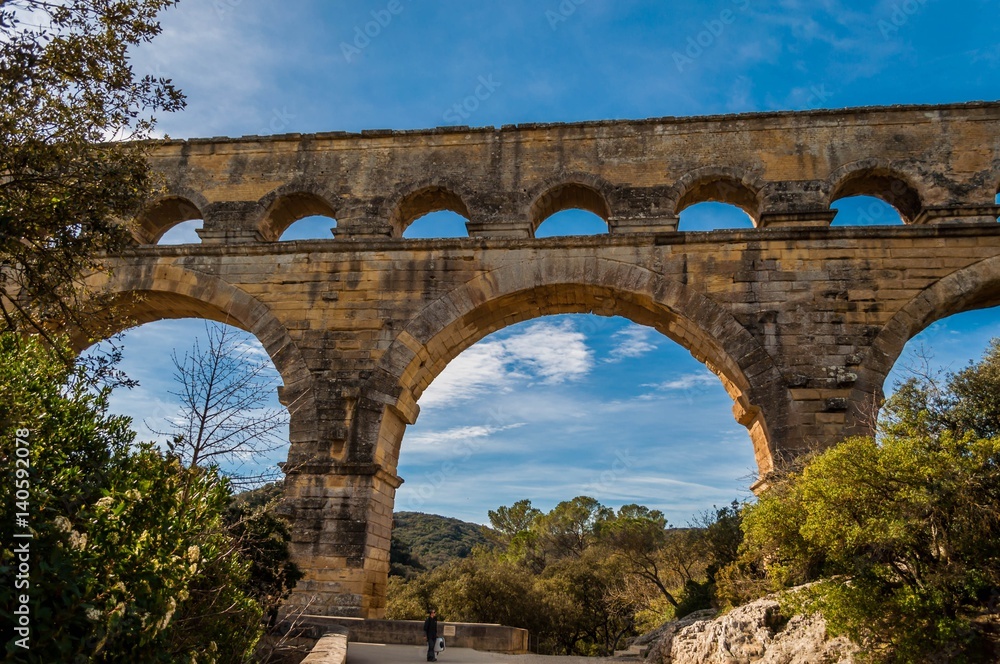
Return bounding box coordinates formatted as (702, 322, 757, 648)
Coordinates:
(0, 334, 263, 662)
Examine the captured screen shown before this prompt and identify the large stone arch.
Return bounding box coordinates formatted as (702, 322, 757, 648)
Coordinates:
(846, 254, 1000, 435)
(73, 263, 317, 444)
(371, 256, 785, 482)
(825, 159, 925, 224)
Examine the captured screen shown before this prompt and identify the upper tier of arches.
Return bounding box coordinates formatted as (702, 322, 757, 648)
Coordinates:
(130, 160, 1000, 245)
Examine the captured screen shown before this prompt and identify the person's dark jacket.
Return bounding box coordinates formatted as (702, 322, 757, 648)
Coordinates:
(423, 614, 438, 639)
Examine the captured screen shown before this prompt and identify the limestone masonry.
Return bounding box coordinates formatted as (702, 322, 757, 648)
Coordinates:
(81, 102, 1000, 617)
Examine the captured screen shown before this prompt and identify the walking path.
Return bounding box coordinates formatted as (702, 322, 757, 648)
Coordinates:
(346, 643, 616, 663)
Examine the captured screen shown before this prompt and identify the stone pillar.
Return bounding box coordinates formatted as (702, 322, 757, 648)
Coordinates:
(196, 201, 264, 244)
(279, 460, 401, 618)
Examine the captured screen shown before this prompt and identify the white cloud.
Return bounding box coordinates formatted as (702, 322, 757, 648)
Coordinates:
(637, 371, 719, 401)
(418, 320, 593, 409)
(403, 422, 527, 459)
(605, 325, 657, 362)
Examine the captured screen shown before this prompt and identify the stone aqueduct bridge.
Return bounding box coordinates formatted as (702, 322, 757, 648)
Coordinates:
(84, 102, 1000, 618)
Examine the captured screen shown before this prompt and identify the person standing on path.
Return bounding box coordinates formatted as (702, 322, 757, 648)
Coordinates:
(424, 609, 439, 661)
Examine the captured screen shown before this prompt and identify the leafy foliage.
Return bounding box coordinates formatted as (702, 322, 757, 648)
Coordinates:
(388, 497, 740, 655)
(0, 0, 184, 338)
(224, 483, 303, 628)
(725, 340, 1000, 663)
(0, 333, 262, 663)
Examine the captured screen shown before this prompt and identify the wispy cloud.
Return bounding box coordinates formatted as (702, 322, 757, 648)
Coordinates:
(419, 320, 593, 409)
(404, 422, 527, 459)
(605, 325, 657, 363)
(643, 371, 718, 392)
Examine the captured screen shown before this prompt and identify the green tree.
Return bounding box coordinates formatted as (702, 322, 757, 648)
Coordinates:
(0, 334, 262, 662)
(534, 496, 613, 560)
(734, 341, 1000, 662)
(488, 499, 542, 541)
(0, 0, 184, 339)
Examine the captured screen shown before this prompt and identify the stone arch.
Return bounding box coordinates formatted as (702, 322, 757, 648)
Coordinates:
(384, 180, 472, 237)
(134, 191, 208, 244)
(847, 254, 1000, 436)
(72, 263, 317, 438)
(826, 159, 924, 224)
(527, 174, 615, 235)
(372, 257, 785, 481)
(256, 183, 340, 242)
(671, 166, 764, 223)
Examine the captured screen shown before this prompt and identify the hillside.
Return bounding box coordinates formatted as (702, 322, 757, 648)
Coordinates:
(390, 512, 492, 575)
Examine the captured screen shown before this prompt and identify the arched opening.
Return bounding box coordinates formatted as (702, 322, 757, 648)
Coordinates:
(136, 196, 204, 245)
(535, 208, 609, 238)
(830, 195, 906, 226)
(677, 202, 755, 231)
(376, 261, 783, 494)
(391, 186, 471, 238)
(402, 210, 469, 239)
(884, 307, 1000, 399)
(393, 313, 757, 523)
(828, 168, 922, 224)
(529, 183, 611, 237)
(278, 215, 338, 241)
(157, 219, 205, 244)
(259, 192, 338, 242)
(847, 254, 1000, 438)
(674, 173, 761, 228)
(85, 318, 290, 484)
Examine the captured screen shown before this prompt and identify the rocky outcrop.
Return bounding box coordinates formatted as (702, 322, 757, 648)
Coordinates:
(642, 598, 857, 664)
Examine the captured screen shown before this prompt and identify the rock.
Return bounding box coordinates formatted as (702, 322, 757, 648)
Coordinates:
(641, 597, 858, 664)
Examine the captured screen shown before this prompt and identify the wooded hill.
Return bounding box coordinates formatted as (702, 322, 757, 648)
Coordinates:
(390, 511, 492, 576)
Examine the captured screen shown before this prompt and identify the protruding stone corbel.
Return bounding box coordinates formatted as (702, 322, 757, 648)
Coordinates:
(911, 204, 1000, 225)
(758, 209, 837, 229)
(609, 215, 679, 234)
(465, 218, 532, 239)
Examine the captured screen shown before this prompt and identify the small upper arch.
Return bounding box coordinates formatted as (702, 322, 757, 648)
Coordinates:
(671, 166, 764, 224)
(134, 191, 207, 244)
(527, 174, 614, 235)
(826, 159, 924, 223)
(385, 180, 472, 238)
(256, 183, 339, 242)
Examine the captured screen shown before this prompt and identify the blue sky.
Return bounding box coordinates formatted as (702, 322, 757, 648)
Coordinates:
(97, 0, 1000, 525)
